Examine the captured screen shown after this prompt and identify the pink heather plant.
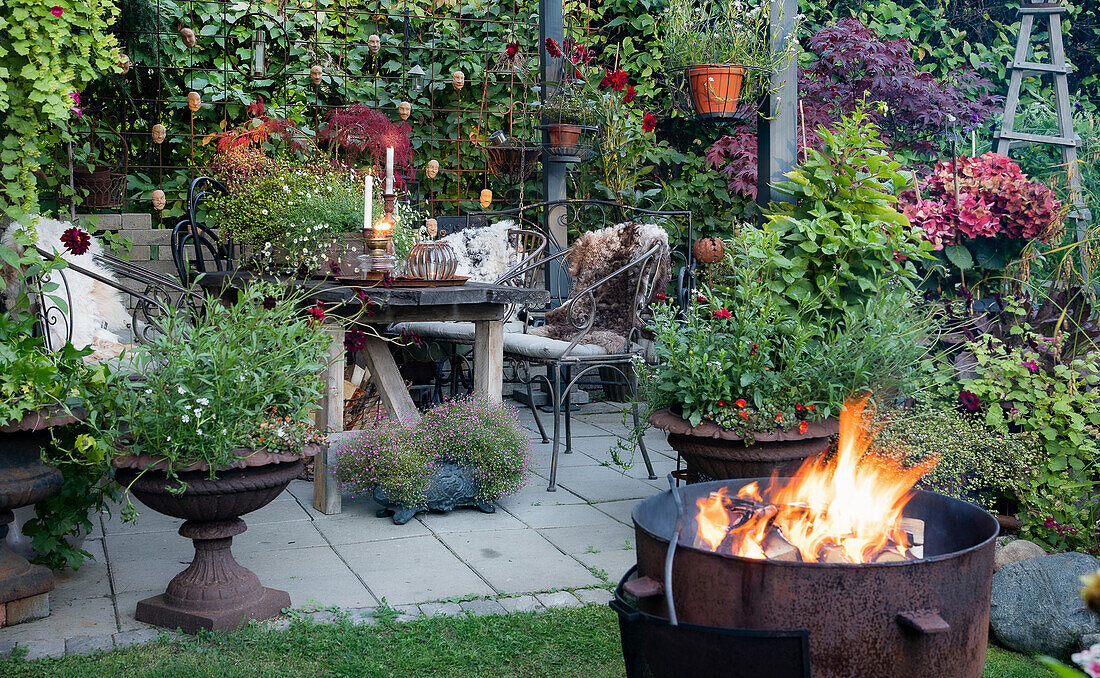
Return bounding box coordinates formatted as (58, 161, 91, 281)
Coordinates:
(901, 152, 1063, 250)
(334, 396, 531, 507)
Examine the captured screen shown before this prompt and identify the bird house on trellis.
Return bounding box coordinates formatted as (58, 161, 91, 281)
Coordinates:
(994, 0, 1092, 231)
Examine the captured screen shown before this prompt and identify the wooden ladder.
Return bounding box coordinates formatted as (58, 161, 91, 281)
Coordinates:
(994, 0, 1091, 227)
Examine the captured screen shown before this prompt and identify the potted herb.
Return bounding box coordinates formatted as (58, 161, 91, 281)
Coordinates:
(539, 38, 604, 159)
(658, 0, 788, 119)
(334, 396, 531, 524)
(91, 282, 330, 632)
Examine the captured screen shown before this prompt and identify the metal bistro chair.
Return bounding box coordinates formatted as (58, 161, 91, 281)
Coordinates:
(464, 200, 690, 491)
(171, 177, 236, 284)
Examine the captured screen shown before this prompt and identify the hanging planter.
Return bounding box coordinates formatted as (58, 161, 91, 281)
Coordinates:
(481, 142, 541, 183)
(538, 83, 600, 163)
(659, 0, 789, 123)
(69, 118, 129, 210)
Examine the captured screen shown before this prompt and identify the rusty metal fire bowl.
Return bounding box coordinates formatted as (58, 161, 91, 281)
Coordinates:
(623, 477, 999, 678)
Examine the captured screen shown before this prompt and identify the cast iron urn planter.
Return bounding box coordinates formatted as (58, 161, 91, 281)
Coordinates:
(374, 460, 495, 525)
(649, 408, 838, 482)
(0, 409, 79, 624)
(113, 449, 311, 633)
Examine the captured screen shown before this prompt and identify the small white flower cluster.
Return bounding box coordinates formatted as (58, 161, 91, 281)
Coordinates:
(1075, 643, 1100, 678)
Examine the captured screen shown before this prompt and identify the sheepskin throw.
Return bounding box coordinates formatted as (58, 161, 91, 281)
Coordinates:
(530, 221, 670, 354)
(440, 219, 519, 282)
(1, 216, 130, 358)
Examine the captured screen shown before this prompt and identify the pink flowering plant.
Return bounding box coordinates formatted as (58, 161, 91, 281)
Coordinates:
(334, 396, 531, 507)
(900, 152, 1065, 288)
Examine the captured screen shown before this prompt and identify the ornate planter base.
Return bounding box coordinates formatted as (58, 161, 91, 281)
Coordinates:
(650, 408, 838, 483)
(1, 412, 77, 625)
(374, 461, 496, 525)
(115, 460, 302, 633)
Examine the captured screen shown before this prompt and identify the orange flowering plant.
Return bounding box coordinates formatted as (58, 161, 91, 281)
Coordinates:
(641, 227, 934, 439)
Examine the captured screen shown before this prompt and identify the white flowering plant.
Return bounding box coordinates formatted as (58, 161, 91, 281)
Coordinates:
(90, 282, 329, 480)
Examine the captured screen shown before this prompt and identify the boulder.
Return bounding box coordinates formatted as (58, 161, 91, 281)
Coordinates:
(994, 539, 1048, 572)
(990, 552, 1100, 657)
(1081, 633, 1100, 652)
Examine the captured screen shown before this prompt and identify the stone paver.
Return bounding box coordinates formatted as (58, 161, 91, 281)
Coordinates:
(0, 401, 669, 649)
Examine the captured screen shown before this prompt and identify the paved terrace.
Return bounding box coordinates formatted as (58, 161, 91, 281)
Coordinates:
(0, 402, 677, 659)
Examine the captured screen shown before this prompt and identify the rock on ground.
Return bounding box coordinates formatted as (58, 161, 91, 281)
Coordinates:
(990, 551, 1100, 658)
(994, 540, 1048, 572)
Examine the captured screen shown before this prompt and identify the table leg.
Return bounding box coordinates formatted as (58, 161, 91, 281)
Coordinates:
(473, 319, 504, 406)
(314, 326, 345, 515)
(360, 336, 422, 425)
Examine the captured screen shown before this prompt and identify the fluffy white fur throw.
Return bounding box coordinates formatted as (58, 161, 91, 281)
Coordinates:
(441, 219, 519, 283)
(1, 216, 130, 358)
(530, 221, 670, 354)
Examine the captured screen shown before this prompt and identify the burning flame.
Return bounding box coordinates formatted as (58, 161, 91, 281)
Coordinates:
(694, 398, 937, 564)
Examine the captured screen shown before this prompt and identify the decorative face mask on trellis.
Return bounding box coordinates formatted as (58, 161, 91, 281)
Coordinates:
(310, 65, 323, 85)
(152, 190, 166, 211)
(151, 124, 166, 144)
(452, 70, 465, 90)
(368, 35, 381, 55)
(187, 92, 201, 112)
(180, 27, 197, 48)
(425, 218, 438, 238)
(398, 101, 411, 121)
(425, 159, 440, 179)
(480, 189, 493, 209)
(118, 53, 131, 74)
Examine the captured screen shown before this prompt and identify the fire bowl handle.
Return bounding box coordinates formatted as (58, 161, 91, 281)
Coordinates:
(896, 609, 950, 635)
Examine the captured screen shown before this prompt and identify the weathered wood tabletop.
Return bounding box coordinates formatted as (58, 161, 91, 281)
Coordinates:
(196, 272, 549, 514)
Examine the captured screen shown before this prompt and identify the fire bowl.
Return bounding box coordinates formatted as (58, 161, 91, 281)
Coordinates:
(626, 478, 999, 678)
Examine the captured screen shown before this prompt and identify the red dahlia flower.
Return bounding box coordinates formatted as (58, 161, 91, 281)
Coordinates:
(622, 85, 636, 104)
(642, 113, 656, 133)
(544, 38, 562, 58)
(306, 302, 326, 325)
(609, 69, 628, 91)
(60, 227, 91, 255)
(506, 42, 519, 57)
(712, 308, 732, 319)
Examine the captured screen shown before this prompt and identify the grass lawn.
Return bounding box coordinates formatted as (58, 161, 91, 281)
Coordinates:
(0, 605, 1059, 677)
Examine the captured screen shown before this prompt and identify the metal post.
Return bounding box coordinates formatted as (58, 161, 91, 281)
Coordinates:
(539, 0, 568, 250)
(756, 0, 798, 211)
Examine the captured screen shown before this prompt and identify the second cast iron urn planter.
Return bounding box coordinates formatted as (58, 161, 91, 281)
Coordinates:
(112, 447, 317, 633)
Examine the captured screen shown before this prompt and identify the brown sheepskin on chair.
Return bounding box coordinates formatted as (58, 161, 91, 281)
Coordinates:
(530, 221, 670, 354)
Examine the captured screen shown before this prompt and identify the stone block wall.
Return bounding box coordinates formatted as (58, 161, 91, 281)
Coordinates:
(79, 212, 178, 282)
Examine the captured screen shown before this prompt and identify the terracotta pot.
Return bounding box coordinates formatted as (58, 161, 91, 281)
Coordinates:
(649, 408, 838, 482)
(0, 409, 82, 620)
(73, 167, 114, 208)
(547, 123, 583, 154)
(113, 458, 304, 633)
(685, 65, 746, 117)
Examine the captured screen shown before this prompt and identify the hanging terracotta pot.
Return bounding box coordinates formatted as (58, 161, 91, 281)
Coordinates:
(310, 65, 323, 85)
(546, 123, 583, 154)
(685, 65, 745, 117)
(692, 237, 725, 264)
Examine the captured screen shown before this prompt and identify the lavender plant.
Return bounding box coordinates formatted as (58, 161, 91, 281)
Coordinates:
(334, 396, 531, 506)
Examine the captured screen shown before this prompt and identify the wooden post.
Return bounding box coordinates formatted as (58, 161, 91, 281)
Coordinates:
(756, 0, 799, 211)
(473, 319, 505, 405)
(313, 325, 345, 515)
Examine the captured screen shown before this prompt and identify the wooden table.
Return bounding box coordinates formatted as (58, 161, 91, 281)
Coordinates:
(196, 273, 549, 514)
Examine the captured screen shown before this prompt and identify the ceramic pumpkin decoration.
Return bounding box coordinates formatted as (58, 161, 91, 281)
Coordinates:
(187, 91, 201, 112)
(397, 101, 411, 121)
(180, 27, 197, 48)
(425, 159, 439, 179)
(151, 190, 166, 211)
(480, 189, 493, 209)
(151, 124, 167, 144)
(310, 65, 323, 85)
(692, 237, 725, 264)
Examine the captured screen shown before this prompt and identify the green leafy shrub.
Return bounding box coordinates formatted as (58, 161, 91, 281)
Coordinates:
(335, 396, 531, 505)
(645, 227, 935, 437)
(763, 106, 931, 322)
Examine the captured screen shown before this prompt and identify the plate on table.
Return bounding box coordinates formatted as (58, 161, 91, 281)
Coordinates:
(335, 275, 469, 288)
